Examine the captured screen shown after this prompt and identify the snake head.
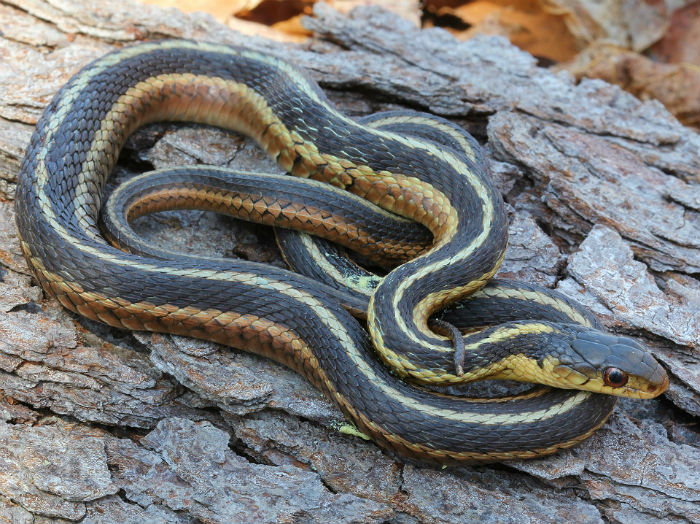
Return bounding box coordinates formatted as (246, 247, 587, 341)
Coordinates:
(551, 328, 668, 399)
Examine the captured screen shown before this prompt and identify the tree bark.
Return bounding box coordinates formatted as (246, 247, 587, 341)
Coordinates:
(0, 1, 698, 523)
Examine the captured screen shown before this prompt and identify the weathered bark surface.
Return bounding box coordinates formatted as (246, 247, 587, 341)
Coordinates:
(0, 1, 698, 523)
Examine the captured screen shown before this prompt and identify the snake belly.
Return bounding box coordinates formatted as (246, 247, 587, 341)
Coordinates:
(16, 39, 653, 463)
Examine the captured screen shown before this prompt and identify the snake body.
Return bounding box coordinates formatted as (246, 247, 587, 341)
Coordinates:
(15, 40, 668, 463)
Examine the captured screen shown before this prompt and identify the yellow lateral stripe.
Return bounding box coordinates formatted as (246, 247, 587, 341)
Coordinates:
(32, 254, 592, 426)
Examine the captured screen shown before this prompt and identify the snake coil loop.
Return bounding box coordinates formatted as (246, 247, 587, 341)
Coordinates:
(15, 40, 667, 463)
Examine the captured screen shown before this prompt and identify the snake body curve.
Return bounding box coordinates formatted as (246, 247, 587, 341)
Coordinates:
(15, 40, 668, 463)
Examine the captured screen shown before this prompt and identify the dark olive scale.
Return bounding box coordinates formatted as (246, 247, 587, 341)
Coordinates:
(275, 231, 374, 298)
(373, 174, 506, 365)
(278, 105, 510, 359)
(273, 113, 580, 372)
(269, 112, 669, 389)
(440, 287, 600, 329)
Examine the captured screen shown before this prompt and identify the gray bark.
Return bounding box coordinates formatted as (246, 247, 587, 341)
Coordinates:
(0, 1, 698, 523)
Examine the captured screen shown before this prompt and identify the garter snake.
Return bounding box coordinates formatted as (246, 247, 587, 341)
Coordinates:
(15, 40, 668, 463)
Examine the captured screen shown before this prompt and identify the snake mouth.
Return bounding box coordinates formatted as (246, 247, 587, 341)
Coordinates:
(639, 371, 669, 399)
(630, 360, 670, 399)
(562, 330, 670, 399)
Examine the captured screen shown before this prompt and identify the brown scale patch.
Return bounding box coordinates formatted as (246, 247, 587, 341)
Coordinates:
(340, 171, 457, 242)
(93, 75, 306, 183)
(96, 74, 455, 254)
(32, 264, 393, 440)
(119, 185, 428, 261)
(34, 263, 328, 377)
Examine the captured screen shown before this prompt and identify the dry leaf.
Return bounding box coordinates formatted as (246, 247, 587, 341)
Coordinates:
(270, 14, 313, 38)
(234, 0, 315, 26)
(428, 0, 581, 63)
(558, 42, 700, 127)
(140, 0, 262, 22)
(649, 1, 700, 65)
(541, 0, 669, 52)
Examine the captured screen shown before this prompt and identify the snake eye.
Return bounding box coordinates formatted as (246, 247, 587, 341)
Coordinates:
(604, 367, 628, 388)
